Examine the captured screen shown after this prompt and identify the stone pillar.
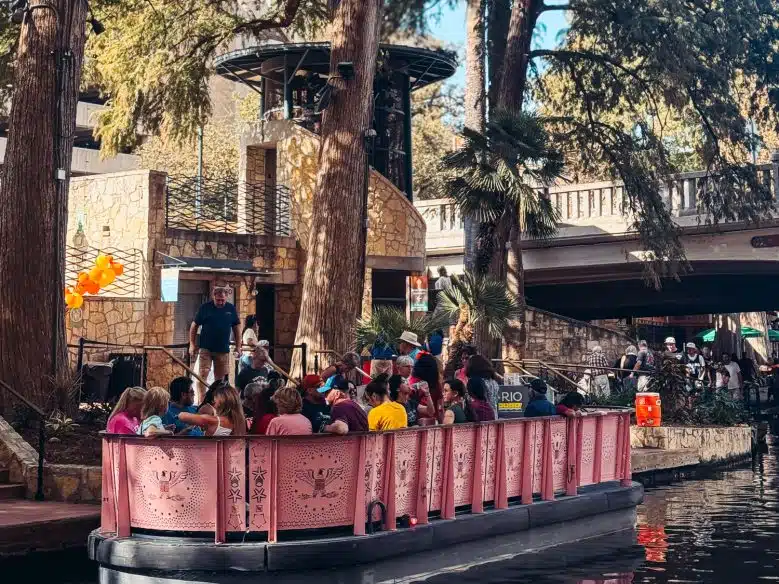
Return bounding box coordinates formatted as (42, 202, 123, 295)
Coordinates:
(362, 267, 373, 319)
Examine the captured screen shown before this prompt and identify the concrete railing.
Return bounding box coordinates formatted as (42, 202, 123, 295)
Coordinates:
(99, 410, 632, 543)
(416, 156, 779, 247)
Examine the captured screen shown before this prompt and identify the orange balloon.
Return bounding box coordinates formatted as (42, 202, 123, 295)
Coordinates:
(70, 292, 84, 309)
(74, 282, 87, 295)
(77, 272, 90, 285)
(95, 254, 111, 270)
(84, 279, 100, 295)
(99, 268, 116, 288)
(65, 290, 74, 307)
(89, 266, 103, 283)
(111, 261, 124, 277)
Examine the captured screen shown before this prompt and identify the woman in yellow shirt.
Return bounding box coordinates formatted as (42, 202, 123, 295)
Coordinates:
(365, 378, 407, 431)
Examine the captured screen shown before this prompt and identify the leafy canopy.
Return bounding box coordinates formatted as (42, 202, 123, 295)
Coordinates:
(527, 0, 779, 284)
(353, 305, 450, 355)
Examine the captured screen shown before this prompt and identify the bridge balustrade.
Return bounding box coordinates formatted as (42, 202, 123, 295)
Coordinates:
(100, 410, 631, 543)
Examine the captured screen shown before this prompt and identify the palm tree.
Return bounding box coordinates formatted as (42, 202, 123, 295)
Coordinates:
(437, 271, 521, 377)
(440, 108, 565, 362)
(353, 305, 450, 357)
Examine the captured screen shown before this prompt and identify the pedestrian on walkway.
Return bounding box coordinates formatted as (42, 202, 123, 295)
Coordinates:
(189, 286, 241, 403)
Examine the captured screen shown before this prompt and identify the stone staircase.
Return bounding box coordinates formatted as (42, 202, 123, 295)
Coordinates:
(0, 466, 25, 500)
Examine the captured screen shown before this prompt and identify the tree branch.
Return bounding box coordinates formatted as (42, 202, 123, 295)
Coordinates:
(232, 0, 304, 35)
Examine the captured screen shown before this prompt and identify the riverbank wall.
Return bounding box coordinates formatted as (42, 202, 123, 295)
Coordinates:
(631, 425, 753, 465)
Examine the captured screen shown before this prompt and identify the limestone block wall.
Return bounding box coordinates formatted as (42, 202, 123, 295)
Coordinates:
(631, 426, 752, 464)
(259, 121, 427, 262)
(525, 307, 636, 365)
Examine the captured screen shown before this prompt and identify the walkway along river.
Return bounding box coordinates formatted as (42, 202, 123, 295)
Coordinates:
(6, 426, 779, 583)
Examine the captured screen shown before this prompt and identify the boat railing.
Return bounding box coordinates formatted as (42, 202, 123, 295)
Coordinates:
(99, 409, 632, 543)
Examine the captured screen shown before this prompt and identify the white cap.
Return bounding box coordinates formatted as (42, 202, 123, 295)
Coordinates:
(664, 337, 676, 345)
(685, 342, 697, 349)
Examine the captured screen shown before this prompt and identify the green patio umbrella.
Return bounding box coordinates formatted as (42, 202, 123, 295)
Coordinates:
(695, 326, 765, 343)
(770, 329, 779, 343)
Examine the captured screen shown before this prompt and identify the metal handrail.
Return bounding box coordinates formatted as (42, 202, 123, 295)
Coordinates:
(0, 379, 45, 500)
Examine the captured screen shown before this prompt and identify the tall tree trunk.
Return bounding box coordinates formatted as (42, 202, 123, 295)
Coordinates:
(487, 0, 510, 117)
(491, 0, 543, 370)
(503, 216, 525, 370)
(462, 0, 486, 276)
(498, 0, 542, 110)
(292, 0, 381, 375)
(0, 0, 87, 408)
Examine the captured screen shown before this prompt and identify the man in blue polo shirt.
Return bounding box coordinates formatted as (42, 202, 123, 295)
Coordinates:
(189, 286, 241, 402)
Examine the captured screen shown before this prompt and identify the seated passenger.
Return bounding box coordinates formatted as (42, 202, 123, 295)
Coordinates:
(523, 379, 557, 418)
(465, 377, 496, 422)
(556, 391, 584, 418)
(162, 376, 203, 436)
(300, 374, 331, 432)
(247, 385, 277, 435)
(321, 378, 368, 434)
(236, 346, 273, 393)
(388, 374, 434, 427)
(366, 378, 408, 431)
(106, 386, 146, 435)
(138, 387, 173, 437)
(442, 379, 467, 424)
(266, 386, 313, 436)
(178, 384, 247, 436)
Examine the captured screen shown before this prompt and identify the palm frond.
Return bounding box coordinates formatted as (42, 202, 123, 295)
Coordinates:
(437, 272, 521, 340)
(353, 305, 450, 354)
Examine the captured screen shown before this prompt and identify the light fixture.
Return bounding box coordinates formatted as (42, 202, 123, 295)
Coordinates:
(89, 16, 104, 34)
(9, 0, 27, 24)
(336, 61, 355, 81)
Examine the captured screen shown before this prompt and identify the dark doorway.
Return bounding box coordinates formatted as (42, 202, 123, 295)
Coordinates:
(372, 270, 407, 311)
(255, 284, 276, 355)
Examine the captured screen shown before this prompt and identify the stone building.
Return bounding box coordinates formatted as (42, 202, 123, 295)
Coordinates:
(65, 42, 456, 386)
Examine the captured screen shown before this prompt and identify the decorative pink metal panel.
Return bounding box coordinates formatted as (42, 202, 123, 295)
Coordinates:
(452, 426, 476, 507)
(579, 417, 597, 486)
(224, 440, 246, 531)
(393, 431, 421, 517)
(275, 437, 360, 530)
(482, 424, 498, 503)
(126, 441, 217, 531)
(426, 427, 445, 513)
(363, 433, 386, 521)
(551, 419, 568, 492)
(531, 420, 545, 494)
(248, 439, 272, 532)
(601, 415, 619, 481)
(100, 439, 116, 534)
(503, 421, 525, 499)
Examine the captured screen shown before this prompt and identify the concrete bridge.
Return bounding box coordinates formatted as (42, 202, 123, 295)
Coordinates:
(416, 155, 779, 319)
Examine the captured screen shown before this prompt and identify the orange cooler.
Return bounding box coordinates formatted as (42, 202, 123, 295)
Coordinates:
(635, 392, 662, 427)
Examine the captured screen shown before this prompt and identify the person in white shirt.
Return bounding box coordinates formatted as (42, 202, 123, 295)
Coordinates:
(434, 266, 452, 290)
(683, 342, 707, 384)
(715, 352, 742, 399)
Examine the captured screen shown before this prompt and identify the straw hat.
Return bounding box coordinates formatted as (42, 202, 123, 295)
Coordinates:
(398, 331, 421, 347)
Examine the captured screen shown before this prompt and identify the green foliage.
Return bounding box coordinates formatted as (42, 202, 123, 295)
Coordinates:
(437, 271, 521, 339)
(691, 390, 750, 426)
(529, 0, 779, 286)
(46, 410, 79, 442)
(440, 108, 564, 271)
(353, 305, 450, 354)
(86, 0, 329, 156)
(412, 82, 463, 200)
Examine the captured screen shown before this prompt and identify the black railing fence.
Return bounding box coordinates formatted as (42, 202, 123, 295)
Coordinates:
(66, 245, 143, 298)
(165, 175, 292, 237)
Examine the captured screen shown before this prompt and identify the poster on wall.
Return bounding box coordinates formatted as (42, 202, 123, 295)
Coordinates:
(161, 268, 180, 302)
(496, 385, 531, 419)
(409, 274, 428, 312)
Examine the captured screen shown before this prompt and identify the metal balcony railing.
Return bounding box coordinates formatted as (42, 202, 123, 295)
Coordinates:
(66, 245, 143, 298)
(165, 176, 292, 237)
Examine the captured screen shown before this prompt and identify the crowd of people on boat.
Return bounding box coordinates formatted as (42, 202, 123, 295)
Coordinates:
(105, 336, 587, 438)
